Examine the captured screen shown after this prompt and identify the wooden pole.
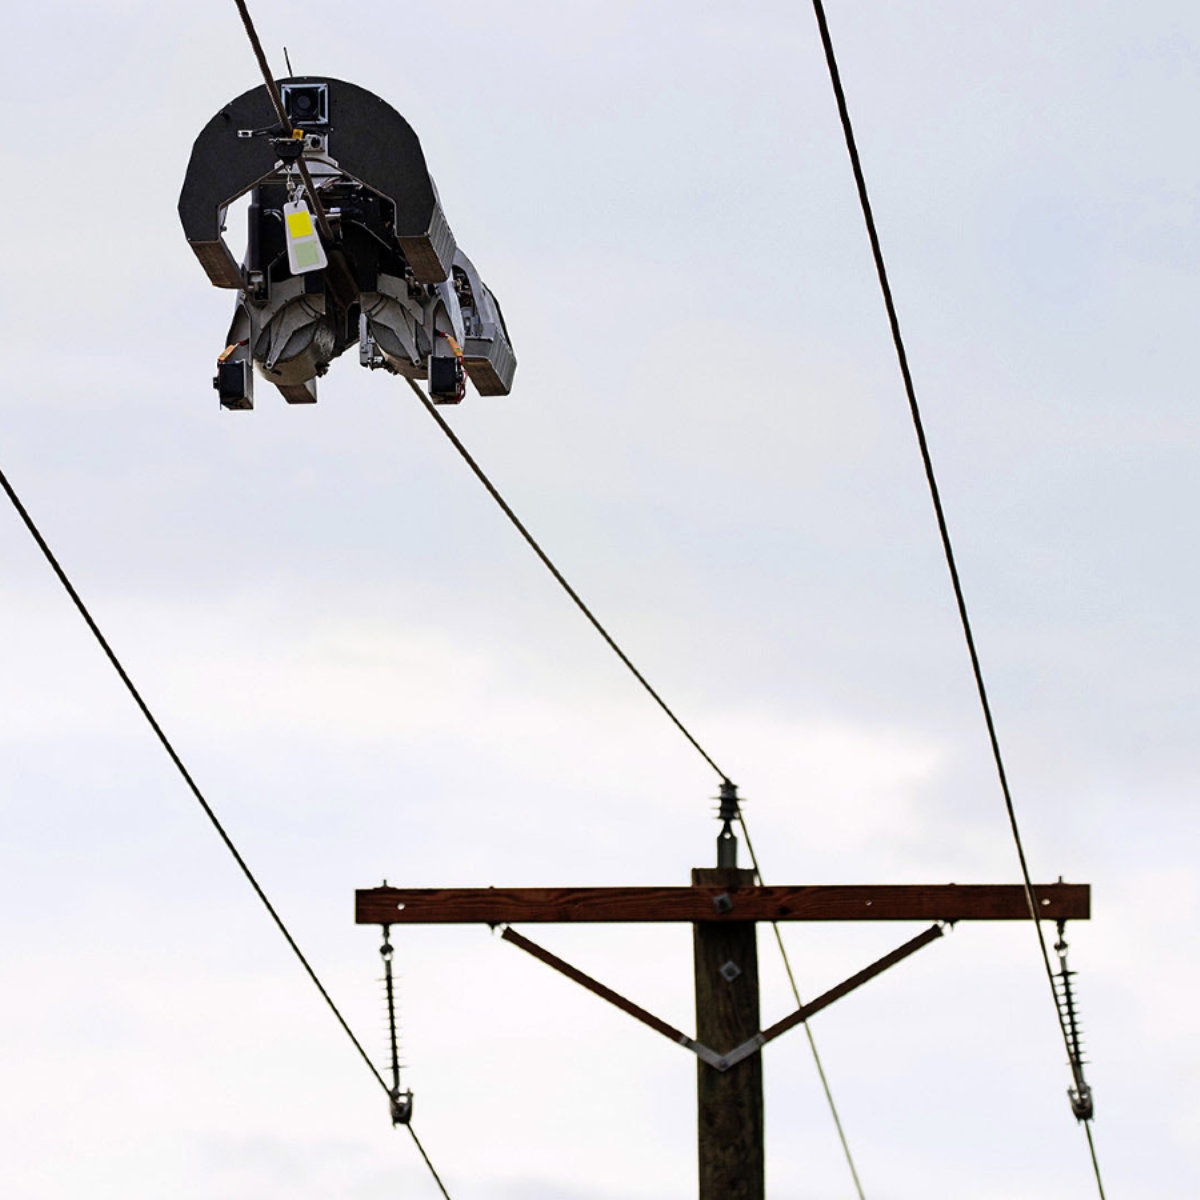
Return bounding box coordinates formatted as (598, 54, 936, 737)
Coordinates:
(693, 867, 764, 1200)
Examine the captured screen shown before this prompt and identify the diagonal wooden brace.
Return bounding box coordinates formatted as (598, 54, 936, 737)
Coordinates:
(500, 926, 694, 1045)
(501, 923, 944, 1071)
(720, 924, 944, 1067)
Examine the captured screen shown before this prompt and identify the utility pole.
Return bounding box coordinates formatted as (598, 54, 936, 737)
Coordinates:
(693, 781, 762, 1199)
(694, 864, 763, 1199)
(356, 787, 1089, 1197)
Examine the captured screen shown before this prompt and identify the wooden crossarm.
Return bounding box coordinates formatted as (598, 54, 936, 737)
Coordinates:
(355, 883, 1089, 925)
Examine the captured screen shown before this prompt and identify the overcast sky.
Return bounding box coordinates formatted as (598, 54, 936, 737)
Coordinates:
(1, 2, 1197, 1198)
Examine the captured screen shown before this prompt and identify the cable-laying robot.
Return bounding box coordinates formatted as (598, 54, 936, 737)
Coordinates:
(179, 77, 516, 409)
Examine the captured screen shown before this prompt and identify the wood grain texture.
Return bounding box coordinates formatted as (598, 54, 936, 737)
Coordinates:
(355, 883, 1090, 925)
(693, 868, 764, 1200)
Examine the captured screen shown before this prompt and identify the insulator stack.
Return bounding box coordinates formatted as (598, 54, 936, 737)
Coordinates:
(715, 781, 740, 868)
(380, 920, 414, 1125)
(1053, 924, 1094, 1122)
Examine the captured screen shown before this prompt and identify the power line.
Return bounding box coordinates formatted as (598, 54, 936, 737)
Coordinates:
(0, 465, 376, 1080)
(806, 3, 1105, 1194)
(0, 462, 452, 1200)
(230, 0, 336, 244)
(1085, 1123, 1107, 1200)
(738, 814, 867, 1199)
(223, 3, 463, 1185)
(225, 0, 846, 1190)
(407, 1126, 453, 1199)
(404, 377, 730, 783)
(232, 0, 288, 126)
(405, 378, 869, 1195)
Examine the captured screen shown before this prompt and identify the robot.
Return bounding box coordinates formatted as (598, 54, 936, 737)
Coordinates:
(179, 77, 516, 409)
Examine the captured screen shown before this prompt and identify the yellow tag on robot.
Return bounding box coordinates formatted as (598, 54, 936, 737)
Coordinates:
(283, 198, 327, 275)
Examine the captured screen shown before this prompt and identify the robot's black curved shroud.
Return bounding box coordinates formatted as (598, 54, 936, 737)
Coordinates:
(179, 77, 515, 408)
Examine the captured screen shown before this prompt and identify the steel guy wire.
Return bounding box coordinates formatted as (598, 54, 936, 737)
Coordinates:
(807, 2, 1106, 1192)
(406, 377, 868, 1194)
(0, 461, 452, 1200)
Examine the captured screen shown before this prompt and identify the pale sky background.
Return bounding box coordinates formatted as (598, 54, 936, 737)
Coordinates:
(1, 2, 1197, 1197)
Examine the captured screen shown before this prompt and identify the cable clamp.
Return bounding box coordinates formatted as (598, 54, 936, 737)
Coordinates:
(389, 1088, 414, 1126)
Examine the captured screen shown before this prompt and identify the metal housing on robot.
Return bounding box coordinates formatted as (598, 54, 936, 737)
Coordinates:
(179, 77, 516, 409)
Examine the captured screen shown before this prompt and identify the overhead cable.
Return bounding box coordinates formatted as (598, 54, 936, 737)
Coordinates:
(737, 812, 867, 1199)
(0, 461, 452, 1200)
(806, 3, 1105, 1193)
(226, 4, 457, 1189)
(231, 0, 335, 243)
(406, 379, 869, 1195)
(405, 377, 730, 783)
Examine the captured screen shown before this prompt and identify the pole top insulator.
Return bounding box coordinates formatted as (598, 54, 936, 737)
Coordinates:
(716, 782, 739, 868)
(718, 781, 739, 825)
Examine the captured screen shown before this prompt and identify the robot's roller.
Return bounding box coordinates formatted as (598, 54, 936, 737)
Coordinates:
(179, 77, 515, 409)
